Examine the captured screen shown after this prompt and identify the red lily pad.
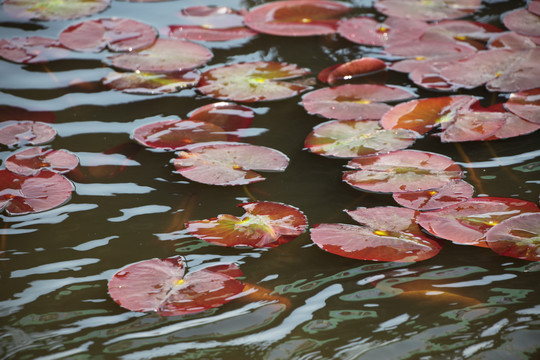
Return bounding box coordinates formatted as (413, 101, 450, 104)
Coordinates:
(374, 0, 482, 21)
(438, 110, 507, 142)
(310, 207, 441, 262)
(439, 48, 540, 92)
(530, 1, 540, 16)
(5, 147, 79, 176)
(469, 103, 540, 140)
(172, 142, 289, 186)
(102, 70, 200, 94)
(337, 16, 428, 47)
(0, 169, 73, 215)
(302, 84, 417, 121)
(0, 36, 71, 64)
(503, 8, 540, 38)
(0, 105, 55, 123)
(244, 0, 351, 37)
(417, 197, 540, 248)
(197, 61, 311, 102)
(162, 25, 258, 42)
(188, 102, 254, 132)
(132, 119, 228, 151)
(0, 121, 56, 147)
(392, 179, 474, 211)
(318, 58, 387, 85)
(486, 213, 540, 261)
(108, 256, 246, 316)
(59, 18, 157, 53)
(505, 88, 540, 124)
(343, 150, 463, 193)
(304, 119, 418, 158)
(185, 201, 308, 248)
(385, 36, 477, 58)
(109, 38, 213, 73)
(3, 0, 110, 20)
(178, 6, 247, 27)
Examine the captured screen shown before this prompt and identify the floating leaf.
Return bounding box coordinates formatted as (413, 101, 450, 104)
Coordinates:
(109, 38, 213, 73)
(438, 110, 506, 142)
(0, 169, 73, 215)
(302, 84, 416, 121)
(132, 119, 227, 150)
(421, 20, 502, 47)
(392, 180, 474, 210)
(318, 58, 387, 85)
(188, 102, 254, 132)
(59, 18, 157, 52)
(3, 0, 110, 20)
(530, 0, 540, 16)
(304, 119, 418, 158)
(197, 61, 311, 102)
(486, 213, 540, 261)
(5, 147, 79, 176)
(488, 31, 539, 50)
(0, 121, 56, 147)
(385, 37, 477, 58)
(185, 201, 308, 248)
(244, 0, 351, 37)
(108, 257, 246, 316)
(503, 8, 540, 38)
(310, 207, 441, 262)
(505, 88, 540, 124)
(162, 25, 258, 42)
(374, 0, 482, 21)
(102, 70, 200, 94)
(343, 150, 462, 193)
(0, 36, 70, 64)
(172, 142, 289, 186)
(472, 104, 540, 140)
(417, 197, 540, 247)
(178, 6, 247, 27)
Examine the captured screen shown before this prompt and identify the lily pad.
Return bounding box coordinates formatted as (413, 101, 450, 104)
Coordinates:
(343, 149, 463, 193)
(302, 84, 417, 121)
(102, 70, 200, 94)
(0, 36, 71, 64)
(197, 61, 311, 102)
(318, 58, 387, 85)
(0, 169, 73, 215)
(392, 179, 474, 210)
(417, 197, 540, 247)
(421, 20, 502, 47)
(172, 142, 289, 186)
(5, 147, 79, 176)
(162, 25, 258, 42)
(188, 102, 254, 132)
(310, 206, 441, 262)
(3, 0, 110, 20)
(503, 8, 540, 38)
(470, 103, 540, 140)
(59, 18, 157, 52)
(108, 256, 246, 316)
(488, 31, 539, 50)
(109, 38, 213, 73)
(244, 0, 351, 37)
(438, 110, 507, 142)
(304, 119, 418, 158)
(178, 6, 247, 27)
(374, 0, 482, 21)
(505, 88, 540, 124)
(185, 201, 308, 248)
(486, 213, 540, 261)
(132, 119, 227, 151)
(0, 121, 56, 147)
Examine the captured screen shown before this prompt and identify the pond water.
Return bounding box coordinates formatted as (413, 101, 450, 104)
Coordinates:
(1, 0, 540, 359)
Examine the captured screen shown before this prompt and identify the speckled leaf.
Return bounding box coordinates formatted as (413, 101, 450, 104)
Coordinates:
(505, 88, 540, 124)
(486, 213, 540, 261)
(0, 121, 56, 147)
(102, 70, 200, 94)
(392, 179, 474, 210)
(374, 0, 482, 21)
(162, 25, 258, 42)
(6, 147, 79, 176)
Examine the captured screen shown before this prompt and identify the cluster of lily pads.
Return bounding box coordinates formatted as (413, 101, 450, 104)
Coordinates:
(1, 0, 539, 316)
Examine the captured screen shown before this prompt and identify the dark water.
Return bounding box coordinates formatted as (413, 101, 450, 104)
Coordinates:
(1, 0, 540, 359)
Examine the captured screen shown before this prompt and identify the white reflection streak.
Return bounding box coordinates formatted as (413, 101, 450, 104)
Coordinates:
(118, 284, 343, 360)
(456, 149, 540, 168)
(10, 258, 100, 278)
(433, 274, 516, 288)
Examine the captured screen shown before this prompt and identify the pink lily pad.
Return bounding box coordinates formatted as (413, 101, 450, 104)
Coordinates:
(197, 61, 311, 102)
(244, 0, 351, 37)
(488, 31, 539, 50)
(302, 84, 417, 121)
(503, 8, 540, 38)
(102, 70, 200, 94)
(109, 38, 213, 73)
(185, 201, 308, 248)
(505, 88, 540, 124)
(470, 103, 540, 140)
(0, 105, 55, 123)
(421, 20, 502, 47)
(172, 142, 289, 186)
(392, 179, 474, 211)
(5, 147, 79, 176)
(417, 197, 540, 248)
(530, 1, 540, 16)
(132, 119, 228, 151)
(337, 16, 428, 47)
(0, 169, 73, 215)
(178, 6, 247, 27)
(162, 25, 258, 42)
(3, 0, 110, 20)
(304, 119, 418, 158)
(0, 36, 71, 64)
(343, 149, 463, 193)
(318, 58, 387, 85)
(59, 18, 157, 52)
(438, 110, 507, 142)
(486, 213, 540, 262)
(310, 206, 441, 262)
(385, 37, 477, 58)
(187, 102, 254, 132)
(108, 256, 246, 316)
(374, 0, 482, 21)
(0, 121, 56, 147)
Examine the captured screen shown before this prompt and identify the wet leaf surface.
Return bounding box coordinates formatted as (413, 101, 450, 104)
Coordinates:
(486, 213, 540, 262)
(3, 0, 110, 20)
(5, 147, 79, 176)
(0, 121, 56, 147)
(0, 36, 71, 63)
(102, 70, 200, 94)
(503, 8, 540, 38)
(374, 0, 482, 21)
(392, 179, 474, 211)
(505, 88, 540, 124)
(318, 58, 387, 85)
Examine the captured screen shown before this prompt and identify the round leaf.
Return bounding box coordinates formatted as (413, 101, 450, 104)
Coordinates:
(392, 179, 474, 210)
(3, 0, 110, 21)
(505, 88, 540, 124)
(188, 102, 254, 132)
(486, 213, 540, 261)
(0, 121, 56, 147)
(102, 70, 200, 94)
(162, 25, 258, 42)
(503, 8, 540, 38)
(6, 147, 79, 176)
(0, 36, 70, 64)
(374, 0, 482, 21)
(319, 58, 387, 85)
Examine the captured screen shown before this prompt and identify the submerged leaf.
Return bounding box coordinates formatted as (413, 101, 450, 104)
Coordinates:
(6, 147, 79, 176)
(486, 213, 540, 261)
